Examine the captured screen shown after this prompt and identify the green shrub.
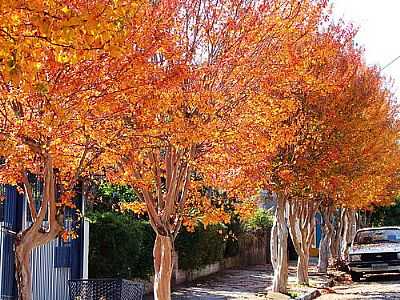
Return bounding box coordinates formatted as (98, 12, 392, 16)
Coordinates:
(90, 183, 140, 212)
(88, 211, 228, 278)
(176, 224, 226, 270)
(88, 212, 155, 279)
(371, 196, 400, 226)
(224, 216, 241, 258)
(242, 208, 274, 231)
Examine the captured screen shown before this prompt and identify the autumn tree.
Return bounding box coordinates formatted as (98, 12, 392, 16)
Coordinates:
(249, 20, 361, 287)
(280, 24, 363, 284)
(288, 51, 399, 282)
(0, 1, 179, 299)
(243, 12, 399, 287)
(315, 65, 400, 270)
(0, 56, 111, 300)
(101, 1, 331, 298)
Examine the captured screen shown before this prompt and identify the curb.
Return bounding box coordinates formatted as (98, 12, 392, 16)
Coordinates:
(295, 277, 335, 300)
(295, 289, 321, 300)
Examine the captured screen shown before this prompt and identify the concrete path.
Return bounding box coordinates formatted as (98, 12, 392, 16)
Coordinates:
(146, 260, 330, 300)
(171, 265, 274, 299)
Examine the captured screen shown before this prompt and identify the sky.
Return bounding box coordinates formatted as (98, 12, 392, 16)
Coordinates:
(332, 0, 400, 100)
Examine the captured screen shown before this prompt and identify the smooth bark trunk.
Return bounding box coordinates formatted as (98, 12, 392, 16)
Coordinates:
(318, 206, 333, 273)
(287, 198, 318, 285)
(341, 209, 356, 260)
(15, 227, 62, 300)
(141, 146, 195, 300)
(270, 213, 278, 271)
(15, 159, 63, 300)
(330, 208, 344, 260)
(15, 242, 32, 300)
(272, 196, 288, 293)
(153, 234, 174, 300)
(297, 249, 310, 284)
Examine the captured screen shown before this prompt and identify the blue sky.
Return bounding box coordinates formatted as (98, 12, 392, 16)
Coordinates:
(332, 0, 400, 100)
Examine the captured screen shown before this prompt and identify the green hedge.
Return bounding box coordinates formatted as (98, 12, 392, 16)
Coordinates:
(176, 225, 226, 270)
(88, 212, 228, 279)
(88, 212, 155, 279)
(242, 208, 274, 231)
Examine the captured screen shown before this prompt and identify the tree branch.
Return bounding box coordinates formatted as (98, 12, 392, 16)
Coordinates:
(30, 157, 51, 232)
(22, 171, 38, 222)
(150, 150, 163, 211)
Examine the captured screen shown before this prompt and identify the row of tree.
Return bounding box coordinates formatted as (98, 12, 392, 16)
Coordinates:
(0, 1, 399, 299)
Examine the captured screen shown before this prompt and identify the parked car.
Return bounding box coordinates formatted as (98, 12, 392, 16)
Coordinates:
(348, 226, 400, 282)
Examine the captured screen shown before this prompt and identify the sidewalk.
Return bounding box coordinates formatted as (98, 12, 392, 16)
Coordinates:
(172, 264, 274, 299)
(145, 260, 332, 299)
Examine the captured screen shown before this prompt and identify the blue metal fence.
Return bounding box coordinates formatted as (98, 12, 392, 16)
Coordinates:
(0, 186, 18, 300)
(0, 228, 16, 300)
(0, 184, 86, 300)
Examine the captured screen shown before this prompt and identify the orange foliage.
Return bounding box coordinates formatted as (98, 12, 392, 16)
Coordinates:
(0, 0, 398, 241)
(119, 201, 147, 215)
(99, 0, 331, 238)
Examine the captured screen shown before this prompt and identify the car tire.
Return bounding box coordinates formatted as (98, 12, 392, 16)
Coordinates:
(350, 271, 362, 282)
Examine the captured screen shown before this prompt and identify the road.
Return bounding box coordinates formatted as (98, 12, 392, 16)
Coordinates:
(318, 274, 400, 300)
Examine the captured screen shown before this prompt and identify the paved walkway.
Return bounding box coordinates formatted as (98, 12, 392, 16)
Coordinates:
(172, 265, 275, 299)
(146, 260, 331, 299)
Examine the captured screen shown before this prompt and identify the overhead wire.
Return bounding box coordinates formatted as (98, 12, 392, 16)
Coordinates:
(382, 55, 400, 71)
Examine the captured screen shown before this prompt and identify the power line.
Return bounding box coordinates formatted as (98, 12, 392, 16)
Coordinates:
(382, 55, 400, 71)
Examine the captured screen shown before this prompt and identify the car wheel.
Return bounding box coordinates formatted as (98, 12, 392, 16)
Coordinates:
(350, 271, 362, 282)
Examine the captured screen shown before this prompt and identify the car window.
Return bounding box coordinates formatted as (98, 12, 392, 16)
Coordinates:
(354, 229, 400, 244)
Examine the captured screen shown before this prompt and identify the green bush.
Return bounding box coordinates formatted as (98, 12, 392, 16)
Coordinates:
(371, 196, 400, 226)
(90, 183, 140, 212)
(176, 225, 226, 270)
(88, 211, 228, 278)
(88, 212, 155, 279)
(224, 216, 241, 258)
(242, 208, 274, 231)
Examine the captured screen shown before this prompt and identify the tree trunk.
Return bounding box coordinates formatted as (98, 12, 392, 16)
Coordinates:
(141, 146, 195, 300)
(318, 206, 333, 273)
(297, 248, 309, 284)
(341, 209, 356, 260)
(15, 227, 61, 300)
(340, 209, 349, 260)
(14, 159, 63, 300)
(270, 214, 278, 270)
(330, 208, 344, 260)
(153, 234, 174, 300)
(272, 196, 288, 293)
(15, 241, 32, 300)
(318, 239, 329, 273)
(287, 198, 318, 285)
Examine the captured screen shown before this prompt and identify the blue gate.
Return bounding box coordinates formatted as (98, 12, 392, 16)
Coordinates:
(0, 183, 86, 300)
(0, 228, 16, 300)
(0, 186, 20, 300)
